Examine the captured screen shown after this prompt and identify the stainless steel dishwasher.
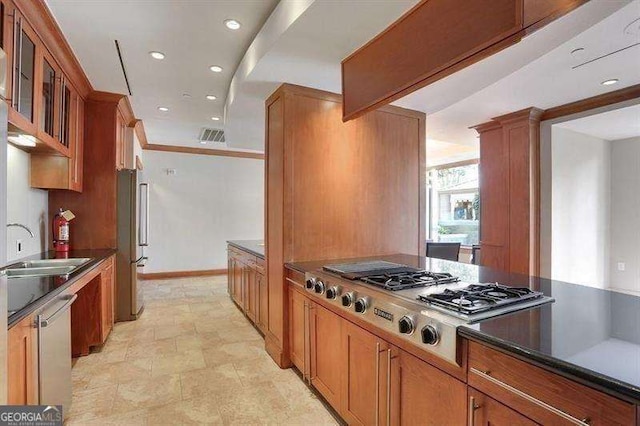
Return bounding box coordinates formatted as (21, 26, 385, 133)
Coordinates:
(36, 293, 77, 411)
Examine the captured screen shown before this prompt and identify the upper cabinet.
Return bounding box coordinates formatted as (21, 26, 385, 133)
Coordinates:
(341, 0, 588, 121)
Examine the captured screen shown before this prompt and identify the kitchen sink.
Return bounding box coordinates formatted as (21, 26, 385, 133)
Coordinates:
(4, 258, 93, 279)
(6, 266, 77, 278)
(10, 258, 92, 269)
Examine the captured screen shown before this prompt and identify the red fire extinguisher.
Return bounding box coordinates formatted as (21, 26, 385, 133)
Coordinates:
(53, 208, 71, 252)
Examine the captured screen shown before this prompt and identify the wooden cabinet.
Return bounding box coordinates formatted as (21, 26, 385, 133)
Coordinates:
(256, 269, 268, 333)
(245, 265, 257, 322)
(467, 341, 636, 425)
(115, 109, 126, 170)
(341, 320, 388, 426)
(227, 245, 268, 334)
(310, 302, 343, 409)
(389, 348, 467, 426)
(469, 388, 537, 426)
(7, 314, 37, 405)
(99, 258, 115, 343)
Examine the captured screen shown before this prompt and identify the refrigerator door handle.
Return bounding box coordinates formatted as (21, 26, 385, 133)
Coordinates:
(134, 256, 148, 267)
(139, 183, 149, 247)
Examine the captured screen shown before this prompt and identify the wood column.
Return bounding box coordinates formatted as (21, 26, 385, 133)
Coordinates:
(474, 107, 543, 276)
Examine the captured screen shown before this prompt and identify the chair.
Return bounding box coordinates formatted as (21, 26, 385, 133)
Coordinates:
(471, 245, 481, 265)
(426, 242, 461, 262)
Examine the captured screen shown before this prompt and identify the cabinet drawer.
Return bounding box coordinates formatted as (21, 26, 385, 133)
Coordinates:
(468, 341, 635, 425)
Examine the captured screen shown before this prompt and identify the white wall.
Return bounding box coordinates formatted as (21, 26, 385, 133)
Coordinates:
(6, 145, 48, 261)
(143, 150, 264, 272)
(551, 127, 610, 288)
(609, 137, 640, 295)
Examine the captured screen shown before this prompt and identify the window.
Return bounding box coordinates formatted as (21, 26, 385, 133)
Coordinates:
(427, 162, 479, 246)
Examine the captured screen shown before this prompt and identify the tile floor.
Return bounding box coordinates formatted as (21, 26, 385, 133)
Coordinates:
(66, 276, 338, 425)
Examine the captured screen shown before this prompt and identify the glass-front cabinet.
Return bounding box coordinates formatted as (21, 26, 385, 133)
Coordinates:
(9, 8, 38, 134)
(40, 54, 56, 138)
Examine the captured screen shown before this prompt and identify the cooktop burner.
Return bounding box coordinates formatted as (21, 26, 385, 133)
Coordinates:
(418, 283, 545, 315)
(360, 271, 459, 291)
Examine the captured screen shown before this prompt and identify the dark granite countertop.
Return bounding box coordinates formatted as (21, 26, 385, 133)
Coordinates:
(4, 249, 116, 329)
(227, 240, 265, 259)
(287, 253, 640, 404)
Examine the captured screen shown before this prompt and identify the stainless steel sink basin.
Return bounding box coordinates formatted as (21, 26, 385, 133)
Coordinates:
(10, 258, 92, 269)
(6, 266, 77, 278)
(4, 258, 92, 278)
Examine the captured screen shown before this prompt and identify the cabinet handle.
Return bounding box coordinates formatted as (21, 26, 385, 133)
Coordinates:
(470, 368, 591, 425)
(468, 395, 480, 426)
(386, 348, 392, 426)
(375, 342, 380, 426)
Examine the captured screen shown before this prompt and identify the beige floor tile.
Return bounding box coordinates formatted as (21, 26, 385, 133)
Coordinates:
(217, 381, 290, 424)
(147, 396, 224, 425)
(154, 322, 196, 340)
(66, 408, 149, 426)
(179, 364, 243, 401)
(126, 337, 177, 359)
(85, 358, 153, 388)
(151, 349, 206, 377)
(113, 374, 182, 412)
(67, 384, 118, 420)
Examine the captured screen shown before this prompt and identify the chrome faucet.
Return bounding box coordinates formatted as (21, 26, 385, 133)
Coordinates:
(7, 223, 35, 238)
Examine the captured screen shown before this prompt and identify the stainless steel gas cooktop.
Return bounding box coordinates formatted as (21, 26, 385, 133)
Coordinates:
(307, 261, 554, 366)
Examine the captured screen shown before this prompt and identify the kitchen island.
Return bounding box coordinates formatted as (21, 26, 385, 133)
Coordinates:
(284, 254, 640, 425)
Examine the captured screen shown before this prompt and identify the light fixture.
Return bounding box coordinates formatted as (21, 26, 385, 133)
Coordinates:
(211, 116, 220, 121)
(158, 106, 169, 112)
(149, 51, 165, 60)
(206, 95, 217, 100)
(601, 79, 619, 86)
(8, 134, 37, 147)
(200, 140, 208, 145)
(224, 19, 241, 30)
(209, 65, 223, 73)
(182, 93, 192, 99)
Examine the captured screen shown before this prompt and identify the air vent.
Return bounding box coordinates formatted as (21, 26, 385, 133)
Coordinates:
(199, 128, 225, 143)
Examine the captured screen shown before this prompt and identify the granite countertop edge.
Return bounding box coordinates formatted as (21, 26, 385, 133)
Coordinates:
(227, 240, 265, 259)
(6, 249, 116, 329)
(458, 326, 640, 405)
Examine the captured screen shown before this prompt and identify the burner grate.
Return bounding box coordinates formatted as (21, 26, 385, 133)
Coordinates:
(360, 271, 459, 291)
(418, 283, 543, 314)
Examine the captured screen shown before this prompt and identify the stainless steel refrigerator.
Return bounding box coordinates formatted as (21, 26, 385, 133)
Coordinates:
(116, 169, 149, 321)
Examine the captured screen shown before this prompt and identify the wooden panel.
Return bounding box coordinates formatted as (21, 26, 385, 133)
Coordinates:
(100, 261, 114, 342)
(477, 124, 510, 271)
(48, 99, 118, 250)
(71, 274, 101, 357)
(341, 320, 388, 426)
(541, 83, 640, 121)
(288, 284, 307, 373)
(468, 341, 636, 425)
(257, 272, 268, 333)
(310, 302, 343, 410)
(342, 0, 522, 121)
(523, 0, 588, 33)
(143, 143, 264, 160)
(469, 388, 538, 425)
(390, 347, 467, 426)
(7, 314, 37, 405)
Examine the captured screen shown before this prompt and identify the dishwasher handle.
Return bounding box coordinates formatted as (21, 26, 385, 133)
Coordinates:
(38, 294, 77, 328)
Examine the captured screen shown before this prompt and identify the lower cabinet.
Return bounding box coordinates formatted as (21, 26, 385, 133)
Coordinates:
(310, 302, 343, 409)
(7, 314, 37, 405)
(227, 246, 267, 333)
(99, 259, 115, 342)
(468, 388, 537, 426)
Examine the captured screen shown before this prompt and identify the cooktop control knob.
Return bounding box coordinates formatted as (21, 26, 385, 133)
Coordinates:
(326, 286, 339, 300)
(398, 316, 415, 335)
(306, 278, 315, 290)
(341, 292, 354, 307)
(314, 280, 325, 294)
(421, 325, 439, 345)
(354, 298, 368, 314)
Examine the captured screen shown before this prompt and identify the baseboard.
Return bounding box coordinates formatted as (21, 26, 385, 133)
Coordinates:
(139, 269, 227, 280)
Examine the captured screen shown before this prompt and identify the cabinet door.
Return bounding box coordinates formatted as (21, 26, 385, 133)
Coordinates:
(9, 9, 38, 133)
(232, 259, 243, 306)
(1, 0, 14, 101)
(469, 388, 538, 426)
(246, 267, 256, 322)
(7, 315, 37, 405)
(70, 92, 84, 192)
(390, 348, 467, 426)
(38, 50, 59, 143)
(115, 110, 126, 170)
(341, 321, 388, 426)
(310, 302, 343, 410)
(289, 286, 307, 373)
(257, 272, 268, 332)
(227, 255, 234, 296)
(100, 261, 114, 342)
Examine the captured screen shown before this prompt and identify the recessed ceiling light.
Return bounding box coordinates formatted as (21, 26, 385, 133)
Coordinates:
(158, 106, 169, 112)
(149, 51, 165, 60)
(601, 79, 619, 86)
(206, 95, 217, 101)
(211, 116, 220, 121)
(570, 47, 584, 56)
(224, 19, 241, 30)
(209, 65, 223, 73)
(8, 134, 37, 147)
(182, 93, 192, 99)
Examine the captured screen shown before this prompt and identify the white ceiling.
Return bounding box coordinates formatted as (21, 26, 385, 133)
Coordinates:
(555, 104, 640, 141)
(45, 0, 277, 149)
